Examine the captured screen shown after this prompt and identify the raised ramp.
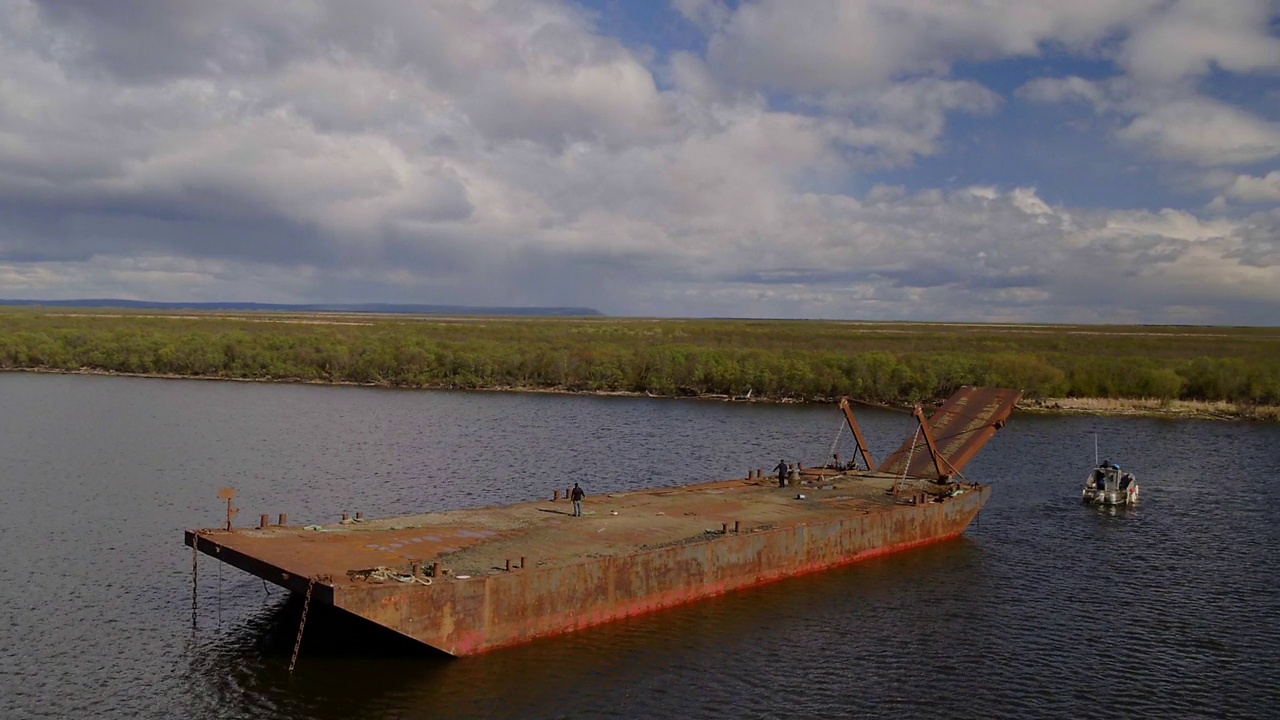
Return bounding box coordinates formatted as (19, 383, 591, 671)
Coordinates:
(876, 386, 1022, 481)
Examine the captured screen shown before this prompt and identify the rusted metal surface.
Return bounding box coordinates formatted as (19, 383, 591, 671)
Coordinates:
(877, 386, 1022, 481)
(186, 473, 990, 656)
(838, 398, 875, 470)
(185, 386, 1018, 656)
(218, 487, 238, 531)
(912, 404, 949, 480)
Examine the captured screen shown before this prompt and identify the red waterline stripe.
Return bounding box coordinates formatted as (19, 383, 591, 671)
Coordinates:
(447, 527, 969, 655)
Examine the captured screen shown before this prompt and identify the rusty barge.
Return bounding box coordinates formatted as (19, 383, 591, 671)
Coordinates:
(185, 386, 1020, 657)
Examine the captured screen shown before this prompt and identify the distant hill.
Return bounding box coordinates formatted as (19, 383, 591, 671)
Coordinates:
(0, 299, 603, 317)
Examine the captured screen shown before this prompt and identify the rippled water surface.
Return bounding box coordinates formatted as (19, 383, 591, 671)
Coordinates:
(1, 373, 1278, 719)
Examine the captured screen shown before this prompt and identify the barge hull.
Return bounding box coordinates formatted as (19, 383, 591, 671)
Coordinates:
(183, 385, 1015, 656)
(186, 480, 989, 656)
(344, 486, 987, 655)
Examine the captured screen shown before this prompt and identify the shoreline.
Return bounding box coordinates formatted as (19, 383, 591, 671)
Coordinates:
(1014, 397, 1278, 422)
(4, 366, 1276, 422)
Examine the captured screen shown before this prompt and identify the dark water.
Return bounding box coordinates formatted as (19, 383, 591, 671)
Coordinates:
(1, 373, 1277, 720)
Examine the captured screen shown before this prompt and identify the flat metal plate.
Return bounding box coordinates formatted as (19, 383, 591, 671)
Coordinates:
(876, 386, 1022, 480)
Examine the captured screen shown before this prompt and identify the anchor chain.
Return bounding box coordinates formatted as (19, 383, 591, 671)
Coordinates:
(289, 577, 317, 673)
(190, 533, 199, 630)
(827, 417, 845, 462)
(902, 425, 920, 481)
(896, 425, 922, 494)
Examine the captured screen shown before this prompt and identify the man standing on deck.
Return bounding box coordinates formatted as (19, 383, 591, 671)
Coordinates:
(775, 459, 789, 488)
(570, 483, 585, 517)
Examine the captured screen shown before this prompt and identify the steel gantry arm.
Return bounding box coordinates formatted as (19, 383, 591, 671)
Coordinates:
(911, 404, 961, 481)
(838, 398, 876, 470)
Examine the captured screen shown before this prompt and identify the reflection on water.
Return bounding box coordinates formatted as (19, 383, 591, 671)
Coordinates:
(1, 373, 1278, 719)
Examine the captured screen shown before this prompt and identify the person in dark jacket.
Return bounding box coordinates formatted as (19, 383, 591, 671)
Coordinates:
(570, 483, 585, 517)
(775, 459, 789, 488)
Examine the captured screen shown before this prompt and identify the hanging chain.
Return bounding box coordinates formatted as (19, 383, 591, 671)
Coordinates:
(289, 577, 316, 673)
(901, 425, 921, 484)
(827, 417, 845, 462)
(190, 534, 199, 631)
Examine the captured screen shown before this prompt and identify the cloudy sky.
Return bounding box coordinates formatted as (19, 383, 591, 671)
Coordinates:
(1, 0, 1278, 323)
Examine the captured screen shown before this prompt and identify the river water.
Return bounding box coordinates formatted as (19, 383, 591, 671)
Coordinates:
(0, 373, 1277, 719)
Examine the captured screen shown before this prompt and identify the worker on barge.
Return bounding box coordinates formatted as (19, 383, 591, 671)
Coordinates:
(570, 483, 585, 517)
(775, 459, 789, 488)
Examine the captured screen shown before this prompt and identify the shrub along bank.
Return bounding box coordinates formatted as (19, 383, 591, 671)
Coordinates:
(1, 309, 1277, 409)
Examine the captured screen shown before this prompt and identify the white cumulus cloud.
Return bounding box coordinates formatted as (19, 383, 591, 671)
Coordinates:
(1117, 98, 1280, 166)
(0, 0, 1276, 324)
(1219, 171, 1280, 204)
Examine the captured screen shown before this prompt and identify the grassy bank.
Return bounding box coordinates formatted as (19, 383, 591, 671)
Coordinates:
(1, 307, 1277, 417)
(1020, 397, 1280, 421)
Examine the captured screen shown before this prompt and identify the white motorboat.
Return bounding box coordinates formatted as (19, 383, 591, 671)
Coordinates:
(1083, 460, 1138, 505)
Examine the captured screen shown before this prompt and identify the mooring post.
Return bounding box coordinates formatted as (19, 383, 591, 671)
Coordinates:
(734, 520, 740, 533)
(219, 488, 238, 532)
(259, 514, 269, 529)
(554, 490, 560, 501)
(278, 513, 287, 526)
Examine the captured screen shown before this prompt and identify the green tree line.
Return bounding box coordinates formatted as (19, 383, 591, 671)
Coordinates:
(1, 310, 1277, 406)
